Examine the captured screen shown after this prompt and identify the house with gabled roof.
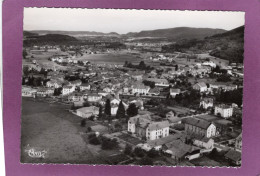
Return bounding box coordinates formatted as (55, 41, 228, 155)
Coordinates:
(193, 82, 208, 92)
(128, 114, 170, 141)
(132, 83, 150, 95)
(225, 149, 241, 165)
(182, 117, 216, 138)
(214, 104, 233, 118)
(79, 83, 90, 91)
(46, 80, 63, 89)
(62, 86, 75, 95)
(170, 88, 181, 97)
(76, 106, 99, 118)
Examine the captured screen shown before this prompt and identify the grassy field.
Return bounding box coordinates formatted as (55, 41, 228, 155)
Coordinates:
(75, 52, 144, 65)
(21, 98, 106, 164)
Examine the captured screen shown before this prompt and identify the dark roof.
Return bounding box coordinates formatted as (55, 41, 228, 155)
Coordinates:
(182, 117, 212, 129)
(225, 150, 241, 161)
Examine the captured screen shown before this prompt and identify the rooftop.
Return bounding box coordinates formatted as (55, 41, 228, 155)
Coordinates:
(182, 117, 212, 129)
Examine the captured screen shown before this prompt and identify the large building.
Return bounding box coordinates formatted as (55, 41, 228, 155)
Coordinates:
(76, 106, 99, 118)
(193, 82, 208, 92)
(214, 104, 233, 118)
(132, 84, 150, 94)
(128, 114, 170, 141)
(62, 86, 75, 95)
(183, 117, 216, 138)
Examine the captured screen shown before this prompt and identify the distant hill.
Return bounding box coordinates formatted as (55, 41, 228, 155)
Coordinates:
(162, 26, 244, 63)
(23, 31, 39, 37)
(124, 27, 226, 41)
(27, 30, 120, 37)
(23, 34, 78, 46)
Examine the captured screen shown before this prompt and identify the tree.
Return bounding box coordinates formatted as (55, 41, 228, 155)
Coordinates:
(81, 119, 86, 127)
(138, 61, 146, 69)
(101, 137, 118, 150)
(23, 49, 28, 59)
(175, 64, 179, 71)
(124, 144, 132, 155)
(98, 105, 103, 120)
(127, 103, 138, 117)
(147, 148, 159, 158)
(54, 88, 62, 96)
(116, 101, 126, 119)
(87, 126, 92, 132)
(134, 147, 145, 158)
(139, 157, 153, 165)
(23, 66, 30, 76)
(105, 99, 111, 116)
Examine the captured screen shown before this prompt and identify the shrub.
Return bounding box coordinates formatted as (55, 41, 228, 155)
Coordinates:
(89, 136, 101, 145)
(147, 148, 159, 158)
(124, 144, 132, 155)
(101, 137, 118, 150)
(139, 157, 153, 165)
(81, 119, 86, 127)
(134, 147, 145, 158)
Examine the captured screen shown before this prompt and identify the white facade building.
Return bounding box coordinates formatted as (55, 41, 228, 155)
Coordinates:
(214, 104, 233, 118)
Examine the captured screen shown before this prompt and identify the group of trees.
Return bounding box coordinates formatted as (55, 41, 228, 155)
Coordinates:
(143, 80, 155, 89)
(215, 89, 243, 107)
(22, 76, 44, 87)
(124, 61, 154, 71)
(102, 99, 138, 122)
(164, 89, 201, 108)
(88, 134, 119, 150)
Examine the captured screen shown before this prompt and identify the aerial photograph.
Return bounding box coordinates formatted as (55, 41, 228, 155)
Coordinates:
(21, 8, 244, 167)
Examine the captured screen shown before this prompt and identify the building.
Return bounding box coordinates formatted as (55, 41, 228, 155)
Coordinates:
(166, 111, 175, 119)
(200, 98, 214, 109)
(183, 117, 216, 138)
(68, 93, 84, 102)
(214, 104, 233, 118)
(46, 80, 63, 88)
(170, 88, 181, 98)
(22, 86, 37, 97)
(79, 83, 91, 91)
(128, 114, 170, 141)
(36, 87, 55, 97)
(87, 93, 102, 102)
(62, 86, 75, 95)
(146, 78, 169, 87)
(235, 133, 242, 151)
(193, 82, 208, 92)
(224, 149, 241, 165)
(69, 80, 82, 87)
(193, 138, 214, 149)
(132, 84, 150, 95)
(76, 106, 99, 118)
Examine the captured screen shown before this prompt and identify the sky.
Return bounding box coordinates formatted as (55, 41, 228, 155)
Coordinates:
(24, 8, 245, 34)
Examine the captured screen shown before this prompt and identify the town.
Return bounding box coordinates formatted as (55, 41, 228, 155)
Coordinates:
(21, 24, 244, 166)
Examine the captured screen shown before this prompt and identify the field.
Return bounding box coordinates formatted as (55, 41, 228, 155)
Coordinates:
(21, 98, 107, 164)
(75, 52, 144, 65)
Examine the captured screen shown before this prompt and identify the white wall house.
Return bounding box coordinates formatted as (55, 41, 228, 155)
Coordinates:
(170, 88, 181, 97)
(214, 104, 233, 118)
(193, 82, 208, 92)
(62, 86, 75, 95)
(183, 117, 217, 138)
(46, 80, 63, 89)
(132, 84, 150, 94)
(128, 114, 170, 141)
(79, 83, 90, 91)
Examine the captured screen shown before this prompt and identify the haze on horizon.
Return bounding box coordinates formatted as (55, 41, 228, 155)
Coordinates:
(24, 8, 245, 34)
